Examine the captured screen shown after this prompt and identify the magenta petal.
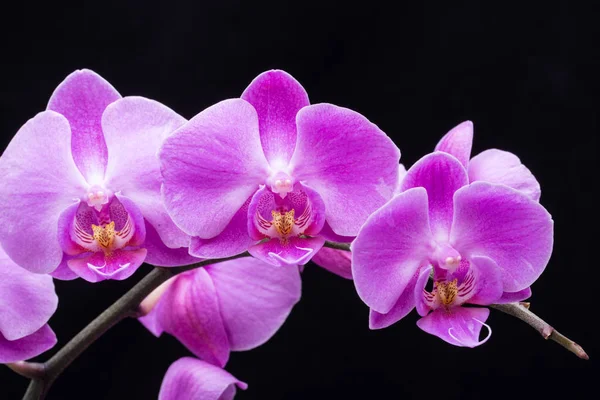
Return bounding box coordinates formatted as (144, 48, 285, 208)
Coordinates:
(318, 221, 354, 243)
(47, 69, 121, 181)
(190, 197, 254, 258)
(497, 287, 532, 303)
(206, 257, 301, 351)
(352, 187, 434, 314)
(298, 182, 326, 236)
(450, 182, 553, 292)
(159, 357, 247, 400)
(468, 149, 541, 202)
(0, 248, 58, 340)
(0, 325, 57, 363)
(416, 307, 491, 348)
(434, 121, 474, 168)
(103, 97, 189, 248)
(369, 270, 419, 329)
(467, 256, 504, 305)
(414, 265, 433, 317)
(291, 104, 400, 236)
(160, 99, 269, 239)
(241, 70, 309, 165)
(0, 111, 87, 273)
(311, 247, 352, 279)
(249, 236, 325, 267)
(50, 255, 80, 281)
(401, 152, 468, 240)
(67, 248, 147, 283)
(144, 221, 199, 267)
(154, 269, 230, 367)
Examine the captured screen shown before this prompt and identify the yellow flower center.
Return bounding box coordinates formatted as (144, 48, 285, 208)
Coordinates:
(92, 221, 116, 252)
(271, 209, 295, 237)
(435, 278, 458, 306)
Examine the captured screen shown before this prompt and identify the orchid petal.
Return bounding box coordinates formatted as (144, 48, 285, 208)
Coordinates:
(401, 152, 468, 240)
(291, 103, 400, 236)
(469, 149, 541, 202)
(434, 121, 473, 168)
(450, 182, 553, 292)
(47, 69, 121, 182)
(206, 257, 301, 351)
(159, 358, 247, 400)
(249, 236, 325, 267)
(144, 221, 199, 267)
(416, 307, 491, 348)
(67, 248, 148, 283)
(311, 247, 352, 280)
(369, 269, 419, 329)
(414, 265, 433, 317)
(466, 256, 504, 305)
(0, 248, 58, 340)
(0, 111, 87, 273)
(241, 70, 309, 165)
(160, 99, 269, 239)
(0, 325, 57, 363)
(352, 187, 433, 314)
(50, 255, 79, 281)
(497, 287, 532, 303)
(103, 96, 189, 248)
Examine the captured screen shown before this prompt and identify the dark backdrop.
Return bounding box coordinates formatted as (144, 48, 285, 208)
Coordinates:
(1, 1, 597, 399)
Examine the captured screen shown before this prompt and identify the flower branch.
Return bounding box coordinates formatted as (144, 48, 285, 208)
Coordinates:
(491, 303, 589, 360)
(323, 241, 351, 252)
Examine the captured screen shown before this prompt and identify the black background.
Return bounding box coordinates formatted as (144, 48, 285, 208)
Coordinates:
(1, 1, 597, 399)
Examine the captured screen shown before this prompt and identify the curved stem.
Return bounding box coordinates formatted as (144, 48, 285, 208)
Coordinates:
(323, 241, 351, 251)
(491, 303, 588, 360)
(21, 251, 251, 400)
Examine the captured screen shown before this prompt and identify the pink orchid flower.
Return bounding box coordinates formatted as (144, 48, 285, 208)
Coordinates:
(0, 246, 57, 363)
(0, 70, 195, 282)
(352, 152, 553, 347)
(139, 257, 301, 367)
(159, 70, 400, 269)
(159, 357, 247, 400)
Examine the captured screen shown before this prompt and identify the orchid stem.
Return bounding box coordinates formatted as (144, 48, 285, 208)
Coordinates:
(20, 251, 251, 400)
(491, 303, 589, 360)
(323, 241, 351, 251)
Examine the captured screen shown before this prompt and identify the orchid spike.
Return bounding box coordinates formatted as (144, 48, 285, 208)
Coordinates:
(159, 69, 400, 269)
(352, 152, 553, 347)
(0, 246, 58, 363)
(0, 70, 197, 282)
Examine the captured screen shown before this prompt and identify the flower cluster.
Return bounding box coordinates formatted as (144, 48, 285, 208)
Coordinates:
(0, 69, 554, 398)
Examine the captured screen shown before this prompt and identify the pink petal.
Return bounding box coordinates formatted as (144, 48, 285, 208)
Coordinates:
(249, 236, 325, 267)
(206, 257, 301, 351)
(497, 287, 532, 303)
(138, 279, 176, 337)
(434, 121, 474, 168)
(190, 196, 254, 258)
(450, 182, 553, 292)
(241, 70, 309, 165)
(159, 99, 269, 239)
(468, 149, 541, 202)
(50, 255, 79, 281)
(351, 187, 434, 314)
(0, 325, 57, 363)
(67, 248, 147, 283)
(0, 248, 58, 340)
(47, 69, 121, 182)
(311, 247, 352, 279)
(318, 221, 354, 243)
(401, 152, 468, 240)
(416, 307, 491, 348)
(159, 358, 247, 400)
(0, 111, 87, 273)
(114, 194, 147, 247)
(369, 269, 419, 329)
(290, 104, 400, 236)
(102, 97, 189, 248)
(144, 269, 230, 367)
(466, 256, 504, 305)
(414, 265, 433, 317)
(144, 221, 199, 267)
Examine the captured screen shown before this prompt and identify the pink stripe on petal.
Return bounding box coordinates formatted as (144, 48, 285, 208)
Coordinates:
(434, 121, 474, 168)
(0, 111, 87, 273)
(241, 70, 309, 165)
(0, 325, 57, 364)
(159, 358, 247, 400)
(450, 182, 553, 292)
(416, 307, 491, 348)
(160, 99, 269, 239)
(352, 187, 434, 314)
(401, 152, 468, 241)
(291, 104, 400, 236)
(47, 69, 121, 182)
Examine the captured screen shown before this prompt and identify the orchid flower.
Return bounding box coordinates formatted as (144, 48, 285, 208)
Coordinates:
(139, 257, 301, 367)
(0, 246, 58, 363)
(159, 70, 400, 269)
(352, 152, 553, 347)
(0, 70, 195, 282)
(159, 357, 247, 400)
